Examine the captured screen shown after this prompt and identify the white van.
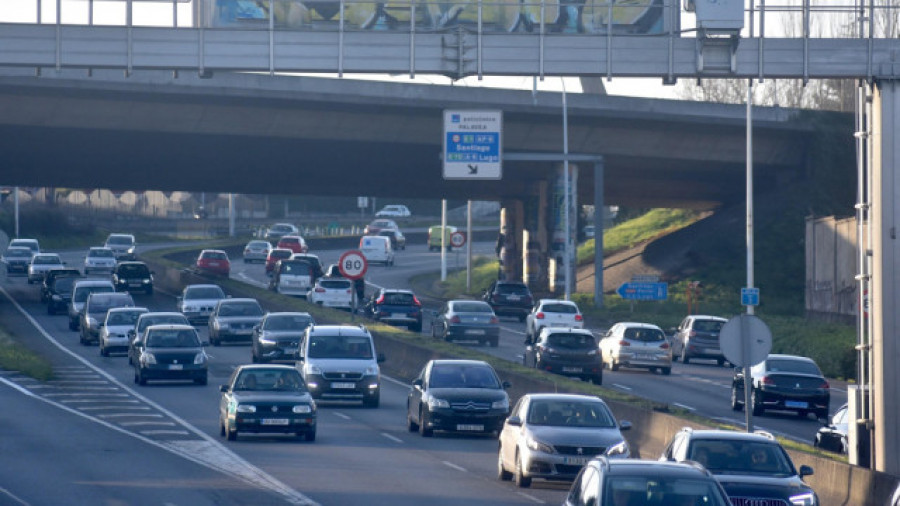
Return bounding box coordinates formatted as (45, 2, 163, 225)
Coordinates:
(359, 235, 394, 266)
(297, 324, 385, 407)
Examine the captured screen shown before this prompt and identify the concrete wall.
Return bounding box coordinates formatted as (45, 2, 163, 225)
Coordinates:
(144, 253, 899, 506)
(806, 216, 862, 321)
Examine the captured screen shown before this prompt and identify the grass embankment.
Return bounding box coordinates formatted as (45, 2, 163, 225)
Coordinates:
(0, 326, 54, 381)
(427, 209, 857, 381)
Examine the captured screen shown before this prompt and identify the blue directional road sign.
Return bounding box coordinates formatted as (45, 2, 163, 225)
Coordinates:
(443, 110, 502, 180)
(617, 282, 668, 301)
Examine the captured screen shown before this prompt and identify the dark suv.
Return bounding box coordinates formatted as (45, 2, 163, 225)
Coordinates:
(112, 261, 154, 295)
(41, 268, 82, 304)
(363, 288, 423, 332)
(731, 353, 830, 419)
(482, 280, 533, 322)
(672, 315, 728, 365)
(660, 428, 818, 506)
(45, 272, 83, 315)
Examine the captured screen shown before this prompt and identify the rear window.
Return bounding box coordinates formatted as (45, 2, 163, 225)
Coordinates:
(321, 279, 352, 289)
(766, 359, 822, 376)
(107, 235, 134, 245)
(89, 249, 114, 258)
(308, 335, 373, 359)
(146, 329, 200, 348)
(54, 277, 79, 293)
(74, 285, 114, 302)
(117, 264, 149, 276)
(263, 314, 314, 330)
(270, 250, 292, 259)
(541, 303, 578, 314)
(497, 283, 530, 295)
(280, 261, 311, 275)
(623, 327, 665, 342)
(33, 256, 61, 265)
(107, 310, 145, 326)
(218, 302, 263, 317)
(546, 333, 596, 349)
(185, 286, 225, 299)
(201, 251, 227, 260)
(452, 302, 493, 313)
(89, 294, 133, 312)
(381, 292, 415, 305)
(693, 320, 724, 332)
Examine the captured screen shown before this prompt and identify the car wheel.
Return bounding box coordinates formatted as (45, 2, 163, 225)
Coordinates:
(407, 408, 419, 432)
(731, 385, 743, 411)
(304, 431, 316, 442)
(195, 375, 208, 386)
(220, 420, 226, 438)
(514, 451, 532, 488)
(662, 367, 672, 375)
(717, 358, 726, 367)
(69, 319, 78, 331)
(681, 348, 690, 364)
(610, 358, 620, 372)
(226, 420, 237, 441)
(498, 448, 513, 481)
(100, 344, 108, 357)
(419, 409, 433, 437)
(751, 388, 764, 416)
(591, 374, 603, 385)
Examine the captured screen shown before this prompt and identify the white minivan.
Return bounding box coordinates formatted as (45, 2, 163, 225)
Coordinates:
(359, 235, 394, 266)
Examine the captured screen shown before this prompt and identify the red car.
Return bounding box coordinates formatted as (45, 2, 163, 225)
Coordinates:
(265, 248, 294, 275)
(196, 249, 231, 277)
(276, 235, 308, 254)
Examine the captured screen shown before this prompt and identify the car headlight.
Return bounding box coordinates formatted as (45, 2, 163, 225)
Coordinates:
(605, 440, 630, 458)
(217, 322, 230, 330)
(143, 278, 151, 284)
(127, 247, 135, 254)
(184, 306, 197, 313)
(306, 364, 322, 375)
(52, 294, 61, 301)
(427, 395, 450, 410)
(258, 334, 277, 345)
(141, 352, 157, 365)
(492, 397, 510, 410)
(193, 352, 207, 365)
(526, 435, 555, 454)
(364, 365, 379, 376)
(789, 492, 817, 506)
(237, 404, 256, 413)
(293, 405, 313, 414)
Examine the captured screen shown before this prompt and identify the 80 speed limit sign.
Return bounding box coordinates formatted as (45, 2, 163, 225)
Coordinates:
(338, 250, 368, 280)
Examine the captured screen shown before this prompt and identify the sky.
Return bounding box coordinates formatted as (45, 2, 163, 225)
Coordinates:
(1, 0, 682, 100)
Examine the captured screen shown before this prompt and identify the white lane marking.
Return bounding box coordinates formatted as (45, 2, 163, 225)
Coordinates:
(612, 383, 632, 391)
(120, 421, 177, 427)
(381, 375, 411, 388)
(62, 399, 139, 404)
(516, 492, 546, 504)
(673, 403, 695, 411)
(381, 432, 403, 444)
(44, 393, 129, 397)
(0, 285, 320, 506)
(141, 430, 192, 436)
(333, 412, 352, 421)
(500, 326, 525, 335)
(0, 486, 30, 506)
(98, 413, 164, 419)
(79, 406, 151, 411)
(442, 461, 467, 473)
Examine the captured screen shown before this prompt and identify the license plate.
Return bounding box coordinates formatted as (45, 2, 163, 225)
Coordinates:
(563, 457, 590, 465)
(261, 418, 289, 426)
(169, 364, 183, 370)
(456, 424, 484, 431)
(507, 295, 520, 301)
(465, 329, 485, 335)
(209, 261, 220, 266)
(562, 366, 583, 373)
(391, 313, 405, 319)
(785, 400, 808, 409)
(331, 382, 356, 389)
(129, 283, 142, 287)
(634, 354, 654, 360)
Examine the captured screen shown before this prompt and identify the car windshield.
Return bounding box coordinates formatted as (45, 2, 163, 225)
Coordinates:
(452, 302, 493, 313)
(380, 292, 415, 305)
(270, 250, 292, 260)
(281, 261, 311, 275)
(546, 333, 596, 349)
(33, 256, 61, 265)
(527, 400, 616, 428)
(201, 251, 227, 260)
(5, 248, 31, 258)
(497, 284, 530, 295)
(604, 477, 729, 506)
(623, 327, 666, 342)
(107, 311, 145, 326)
(694, 320, 724, 332)
(247, 241, 269, 249)
(320, 279, 351, 289)
(688, 440, 794, 477)
(107, 236, 133, 245)
(89, 296, 131, 313)
(73, 285, 114, 303)
(264, 314, 314, 331)
(541, 303, 578, 314)
(429, 364, 500, 389)
(54, 277, 79, 293)
(217, 302, 263, 317)
(146, 329, 201, 348)
(185, 287, 225, 300)
(271, 225, 292, 233)
(89, 249, 114, 258)
(766, 359, 822, 375)
(138, 315, 188, 333)
(117, 264, 149, 276)
(234, 369, 306, 392)
(307, 335, 373, 359)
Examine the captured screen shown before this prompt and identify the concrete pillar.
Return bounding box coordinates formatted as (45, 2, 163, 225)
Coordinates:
(871, 79, 900, 475)
(499, 199, 524, 282)
(552, 164, 578, 296)
(593, 158, 605, 307)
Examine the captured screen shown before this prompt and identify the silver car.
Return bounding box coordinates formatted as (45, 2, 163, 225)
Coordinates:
(208, 297, 265, 346)
(27, 253, 64, 284)
(242, 240, 273, 263)
(176, 284, 226, 325)
(99, 307, 149, 357)
(105, 233, 136, 260)
(498, 393, 631, 488)
(599, 321, 673, 375)
(83, 246, 117, 275)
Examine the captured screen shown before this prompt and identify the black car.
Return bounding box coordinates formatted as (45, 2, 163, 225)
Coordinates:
(430, 300, 500, 347)
(406, 359, 510, 437)
(482, 280, 534, 322)
(364, 288, 422, 332)
(45, 273, 83, 315)
(218, 364, 316, 441)
(660, 427, 818, 506)
(127, 312, 191, 365)
(731, 353, 830, 419)
(111, 261, 154, 295)
(523, 328, 602, 385)
(40, 268, 82, 304)
(565, 457, 732, 506)
(814, 403, 849, 453)
(377, 228, 406, 250)
(251, 312, 315, 363)
(132, 324, 208, 385)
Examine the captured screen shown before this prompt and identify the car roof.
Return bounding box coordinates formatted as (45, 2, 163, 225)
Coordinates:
(107, 306, 149, 314)
(616, 322, 664, 330)
(538, 298, 576, 305)
(200, 249, 227, 254)
(139, 311, 186, 318)
(689, 315, 728, 322)
(524, 393, 604, 402)
(307, 324, 370, 336)
(430, 359, 492, 367)
(185, 283, 222, 290)
(766, 354, 817, 364)
(116, 261, 147, 266)
(107, 233, 134, 238)
(33, 253, 60, 258)
(89, 246, 113, 251)
(679, 428, 778, 443)
(217, 298, 259, 304)
(146, 324, 196, 331)
(602, 459, 713, 478)
(235, 363, 297, 372)
(265, 311, 313, 318)
(75, 279, 114, 287)
(380, 288, 414, 294)
(540, 327, 593, 336)
(5, 246, 31, 252)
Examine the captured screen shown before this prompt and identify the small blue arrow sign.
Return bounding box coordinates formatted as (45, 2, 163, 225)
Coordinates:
(617, 282, 668, 301)
(741, 287, 760, 306)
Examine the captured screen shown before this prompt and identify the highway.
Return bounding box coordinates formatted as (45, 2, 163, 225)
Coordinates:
(0, 240, 845, 505)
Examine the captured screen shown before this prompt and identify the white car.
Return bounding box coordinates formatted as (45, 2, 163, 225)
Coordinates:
(525, 299, 584, 342)
(375, 205, 411, 218)
(99, 307, 149, 357)
(84, 246, 117, 275)
(9, 238, 40, 256)
(177, 284, 227, 325)
(105, 233, 136, 260)
(27, 253, 65, 284)
(307, 277, 353, 310)
(599, 322, 673, 375)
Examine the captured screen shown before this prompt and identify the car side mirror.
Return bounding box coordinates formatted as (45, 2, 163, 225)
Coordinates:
(799, 465, 814, 478)
(377, 353, 386, 363)
(128, 330, 135, 338)
(219, 385, 229, 393)
(502, 381, 511, 389)
(619, 420, 632, 431)
(506, 416, 522, 427)
(412, 378, 423, 388)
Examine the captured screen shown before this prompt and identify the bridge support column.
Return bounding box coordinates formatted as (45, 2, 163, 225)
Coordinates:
(499, 199, 524, 282)
(550, 163, 578, 296)
(871, 79, 900, 475)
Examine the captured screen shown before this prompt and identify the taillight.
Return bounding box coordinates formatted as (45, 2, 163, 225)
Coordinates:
(820, 380, 830, 390)
(575, 314, 583, 322)
(618, 340, 631, 347)
(376, 294, 385, 304)
(659, 342, 670, 349)
(489, 316, 499, 324)
(346, 289, 352, 294)
(536, 312, 545, 319)
(413, 296, 422, 306)
(315, 287, 326, 293)
(762, 376, 775, 386)
(450, 316, 461, 324)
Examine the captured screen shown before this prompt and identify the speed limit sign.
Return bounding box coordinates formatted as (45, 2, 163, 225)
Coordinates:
(338, 250, 368, 280)
(450, 231, 467, 248)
